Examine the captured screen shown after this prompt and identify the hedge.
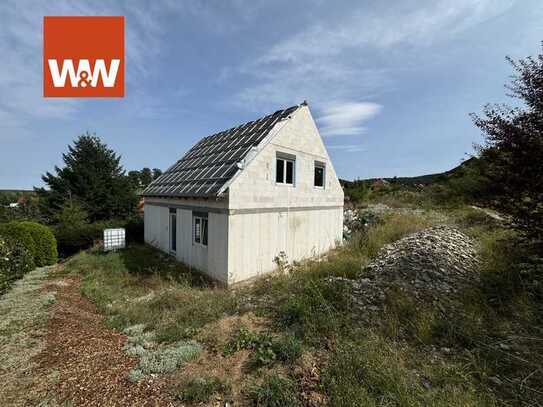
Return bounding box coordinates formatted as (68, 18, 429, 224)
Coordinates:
(0, 222, 38, 262)
(0, 236, 34, 294)
(0, 221, 58, 268)
(54, 216, 144, 257)
(19, 221, 58, 266)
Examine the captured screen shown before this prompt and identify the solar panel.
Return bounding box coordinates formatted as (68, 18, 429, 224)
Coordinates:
(142, 105, 299, 198)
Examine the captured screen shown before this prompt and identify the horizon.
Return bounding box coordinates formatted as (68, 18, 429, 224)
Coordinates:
(1, 0, 542, 189)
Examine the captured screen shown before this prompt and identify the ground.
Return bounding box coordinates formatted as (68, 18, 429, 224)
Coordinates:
(1, 204, 542, 406)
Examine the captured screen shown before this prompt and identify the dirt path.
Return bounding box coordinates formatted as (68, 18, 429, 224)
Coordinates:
(1, 267, 176, 406)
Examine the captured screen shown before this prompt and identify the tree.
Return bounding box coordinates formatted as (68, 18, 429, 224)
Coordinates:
(126, 167, 162, 191)
(152, 168, 163, 180)
(139, 168, 153, 187)
(37, 133, 137, 221)
(472, 44, 543, 241)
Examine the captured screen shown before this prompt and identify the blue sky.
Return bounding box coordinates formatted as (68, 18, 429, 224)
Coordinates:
(1, 0, 542, 189)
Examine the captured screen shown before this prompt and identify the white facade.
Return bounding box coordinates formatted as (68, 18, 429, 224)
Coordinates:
(144, 105, 344, 285)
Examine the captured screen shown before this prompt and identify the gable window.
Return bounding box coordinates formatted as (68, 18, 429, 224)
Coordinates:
(314, 161, 325, 188)
(276, 153, 295, 185)
(193, 212, 208, 246)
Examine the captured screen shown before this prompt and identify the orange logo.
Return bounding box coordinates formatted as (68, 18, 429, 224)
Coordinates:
(43, 16, 124, 97)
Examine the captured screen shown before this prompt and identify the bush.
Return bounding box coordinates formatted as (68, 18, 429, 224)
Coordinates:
(0, 221, 38, 262)
(54, 222, 103, 257)
(18, 221, 57, 266)
(176, 375, 231, 402)
(0, 236, 35, 293)
(124, 216, 144, 244)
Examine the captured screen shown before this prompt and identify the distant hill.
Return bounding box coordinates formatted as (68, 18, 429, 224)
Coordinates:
(340, 157, 478, 188)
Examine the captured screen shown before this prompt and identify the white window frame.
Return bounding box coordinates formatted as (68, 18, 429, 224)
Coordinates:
(314, 161, 326, 189)
(192, 213, 208, 247)
(275, 154, 296, 186)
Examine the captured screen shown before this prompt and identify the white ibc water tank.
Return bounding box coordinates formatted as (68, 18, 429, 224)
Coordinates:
(103, 228, 126, 251)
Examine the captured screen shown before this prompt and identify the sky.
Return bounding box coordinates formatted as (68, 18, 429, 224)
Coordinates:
(1, 0, 542, 189)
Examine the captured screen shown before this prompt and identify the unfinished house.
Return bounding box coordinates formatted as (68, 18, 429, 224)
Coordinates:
(142, 102, 344, 285)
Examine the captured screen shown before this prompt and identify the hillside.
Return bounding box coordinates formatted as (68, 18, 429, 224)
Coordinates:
(341, 157, 479, 188)
(341, 157, 489, 206)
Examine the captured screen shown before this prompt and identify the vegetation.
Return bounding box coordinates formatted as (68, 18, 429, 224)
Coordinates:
(53, 204, 541, 405)
(0, 221, 38, 261)
(0, 220, 56, 293)
(472, 44, 543, 242)
(18, 221, 58, 266)
(176, 375, 231, 402)
(37, 133, 138, 222)
(0, 236, 34, 294)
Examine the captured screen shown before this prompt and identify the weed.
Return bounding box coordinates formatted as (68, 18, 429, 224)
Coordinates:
(176, 375, 231, 402)
(224, 326, 302, 368)
(248, 374, 301, 407)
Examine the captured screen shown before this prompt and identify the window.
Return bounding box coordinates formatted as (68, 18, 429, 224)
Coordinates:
(314, 162, 325, 188)
(276, 154, 295, 185)
(169, 208, 177, 253)
(193, 212, 208, 246)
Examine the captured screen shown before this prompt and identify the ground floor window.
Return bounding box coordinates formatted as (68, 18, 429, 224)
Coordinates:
(169, 208, 177, 253)
(193, 212, 208, 246)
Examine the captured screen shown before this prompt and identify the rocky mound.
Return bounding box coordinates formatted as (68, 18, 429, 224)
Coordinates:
(332, 225, 480, 313)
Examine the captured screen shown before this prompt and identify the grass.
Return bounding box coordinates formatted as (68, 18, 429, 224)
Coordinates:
(60, 206, 543, 406)
(248, 374, 301, 407)
(176, 375, 231, 402)
(68, 245, 240, 342)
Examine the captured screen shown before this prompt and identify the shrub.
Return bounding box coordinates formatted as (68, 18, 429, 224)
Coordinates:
(224, 327, 302, 369)
(0, 236, 35, 293)
(19, 221, 57, 266)
(0, 221, 37, 262)
(248, 375, 301, 407)
(176, 375, 231, 402)
(124, 216, 144, 244)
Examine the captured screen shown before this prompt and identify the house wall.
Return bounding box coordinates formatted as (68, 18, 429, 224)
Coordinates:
(227, 207, 343, 284)
(225, 104, 344, 284)
(227, 105, 344, 210)
(144, 199, 229, 284)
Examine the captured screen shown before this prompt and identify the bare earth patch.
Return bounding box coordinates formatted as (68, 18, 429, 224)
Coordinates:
(32, 273, 176, 406)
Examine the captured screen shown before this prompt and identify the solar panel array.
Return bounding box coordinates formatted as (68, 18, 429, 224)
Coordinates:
(143, 105, 299, 198)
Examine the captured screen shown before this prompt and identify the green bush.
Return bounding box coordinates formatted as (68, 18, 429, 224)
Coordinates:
(0, 236, 35, 294)
(19, 221, 57, 266)
(0, 221, 38, 262)
(54, 222, 103, 257)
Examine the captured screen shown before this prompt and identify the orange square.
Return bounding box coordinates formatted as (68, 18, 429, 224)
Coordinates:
(43, 16, 124, 97)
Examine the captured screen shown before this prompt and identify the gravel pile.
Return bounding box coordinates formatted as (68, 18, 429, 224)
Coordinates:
(332, 225, 481, 314)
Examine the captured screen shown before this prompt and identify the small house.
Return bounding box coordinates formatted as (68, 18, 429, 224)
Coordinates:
(142, 102, 344, 285)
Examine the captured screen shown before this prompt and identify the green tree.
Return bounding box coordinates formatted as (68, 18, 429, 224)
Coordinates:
(152, 168, 163, 180)
(37, 133, 137, 221)
(472, 44, 543, 241)
(139, 167, 153, 187)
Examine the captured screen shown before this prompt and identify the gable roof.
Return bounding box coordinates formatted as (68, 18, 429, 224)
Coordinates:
(142, 104, 301, 198)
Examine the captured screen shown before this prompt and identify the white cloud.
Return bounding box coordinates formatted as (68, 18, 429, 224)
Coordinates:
(318, 102, 382, 137)
(326, 144, 366, 153)
(229, 0, 516, 110)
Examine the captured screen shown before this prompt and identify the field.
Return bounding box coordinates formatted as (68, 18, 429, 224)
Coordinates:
(1, 203, 541, 406)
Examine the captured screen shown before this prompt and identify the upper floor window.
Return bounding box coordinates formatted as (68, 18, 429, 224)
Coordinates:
(276, 153, 295, 185)
(314, 161, 325, 188)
